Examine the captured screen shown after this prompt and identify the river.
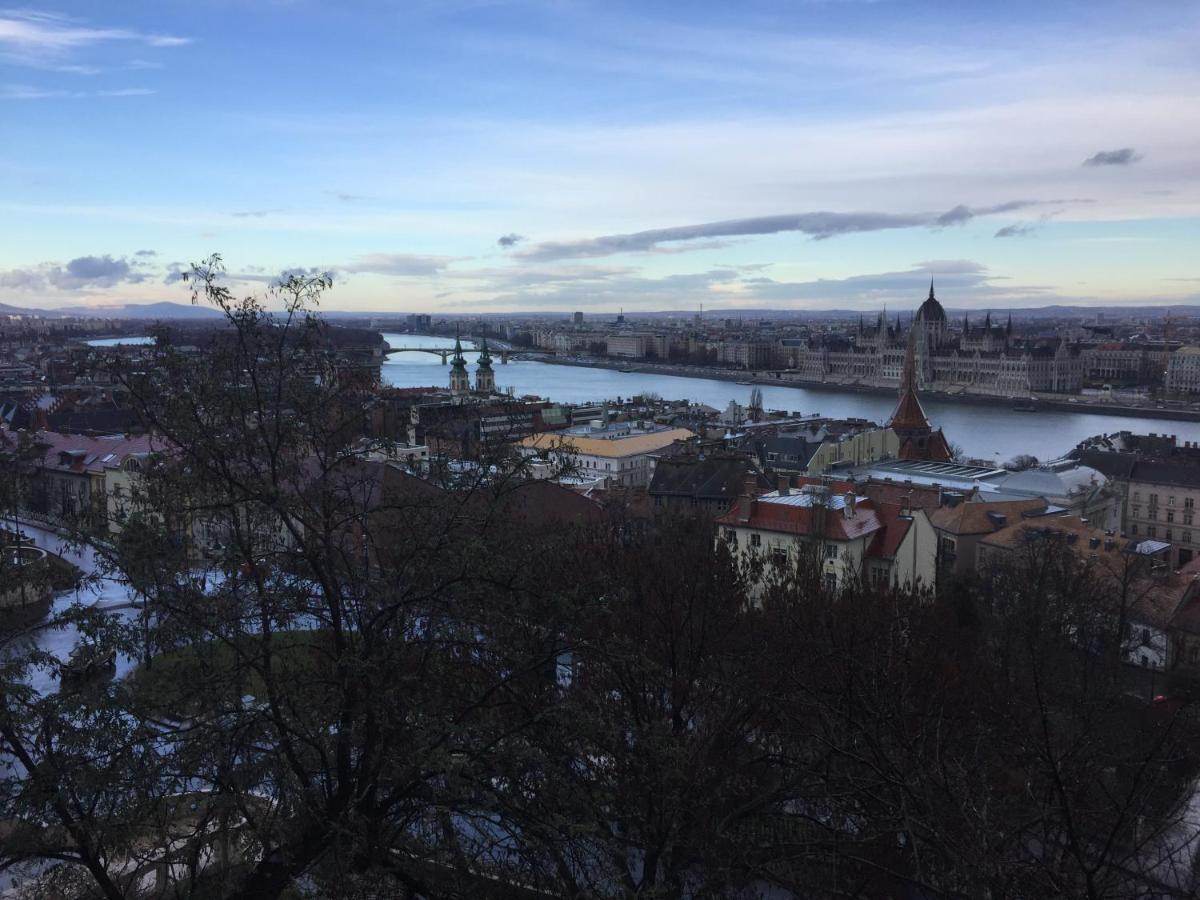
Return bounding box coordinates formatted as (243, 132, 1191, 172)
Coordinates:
(86, 336, 157, 347)
(380, 334, 1200, 464)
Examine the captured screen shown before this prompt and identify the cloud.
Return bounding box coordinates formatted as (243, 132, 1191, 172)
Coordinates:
(341, 253, 467, 277)
(134, 249, 157, 257)
(0, 254, 148, 291)
(1, 82, 156, 100)
(497, 233, 524, 248)
(231, 209, 274, 218)
(0, 10, 189, 56)
(1083, 147, 1142, 167)
(96, 87, 155, 97)
(518, 203, 1040, 261)
(994, 223, 1036, 238)
(934, 201, 1035, 228)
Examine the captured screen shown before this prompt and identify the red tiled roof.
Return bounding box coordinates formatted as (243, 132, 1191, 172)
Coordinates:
(867, 502, 913, 559)
(896, 428, 953, 463)
(859, 480, 943, 511)
(929, 498, 1047, 535)
(716, 496, 883, 542)
(26, 429, 157, 474)
(889, 390, 931, 431)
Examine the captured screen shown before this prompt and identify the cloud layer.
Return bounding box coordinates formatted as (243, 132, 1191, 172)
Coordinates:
(515, 202, 1044, 262)
(0, 254, 149, 291)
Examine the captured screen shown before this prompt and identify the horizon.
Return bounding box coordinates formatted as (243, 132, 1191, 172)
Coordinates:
(2, 1, 1199, 314)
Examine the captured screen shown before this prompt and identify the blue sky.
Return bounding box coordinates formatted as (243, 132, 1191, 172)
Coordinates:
(1, 0, 1198, 312)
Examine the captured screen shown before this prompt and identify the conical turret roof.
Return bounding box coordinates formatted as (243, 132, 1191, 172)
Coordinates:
(889, 330, 931, 431)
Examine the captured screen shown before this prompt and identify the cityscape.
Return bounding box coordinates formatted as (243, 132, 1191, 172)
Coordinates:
(4, 1, 1200, 898)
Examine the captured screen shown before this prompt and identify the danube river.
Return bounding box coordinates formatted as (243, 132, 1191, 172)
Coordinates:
(381, 334, 1200, 463)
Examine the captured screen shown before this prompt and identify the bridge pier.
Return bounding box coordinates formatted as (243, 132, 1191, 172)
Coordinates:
(500, 350, 508, 364)
(440, 351, 448, 365)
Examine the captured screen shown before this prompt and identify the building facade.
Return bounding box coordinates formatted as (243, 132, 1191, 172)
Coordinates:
(781, 285, 1083, 397)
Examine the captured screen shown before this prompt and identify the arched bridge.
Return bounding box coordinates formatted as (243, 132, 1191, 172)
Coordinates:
(384, 345, 557, 364)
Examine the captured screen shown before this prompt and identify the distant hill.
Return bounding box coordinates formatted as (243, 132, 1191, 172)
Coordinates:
(1, 300, 226, 319)
(56, 301, 225, 320)
(0, 301, 52, 316)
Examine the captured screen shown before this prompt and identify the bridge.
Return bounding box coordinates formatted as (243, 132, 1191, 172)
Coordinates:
(384, 345, 557, 364)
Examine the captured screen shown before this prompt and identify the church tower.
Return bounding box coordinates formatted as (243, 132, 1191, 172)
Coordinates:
(888, 330, 953, 462)
(449, 333, 470, 396)
(475, 336, 495, 393)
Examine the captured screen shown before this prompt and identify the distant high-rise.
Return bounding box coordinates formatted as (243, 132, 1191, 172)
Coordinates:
(573, 311, 584, 326)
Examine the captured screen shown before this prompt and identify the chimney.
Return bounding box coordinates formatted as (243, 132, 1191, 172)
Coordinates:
(778, 475, 790, 496)
(738, 473, 757, 523)
(844, 492, 857, 517)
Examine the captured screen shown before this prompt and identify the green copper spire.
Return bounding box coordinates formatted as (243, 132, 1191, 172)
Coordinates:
(451, 331, 467, 370)
(477, 335, 492, 367)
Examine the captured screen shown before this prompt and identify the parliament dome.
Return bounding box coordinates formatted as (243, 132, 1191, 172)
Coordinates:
(915, 280, 946, 322)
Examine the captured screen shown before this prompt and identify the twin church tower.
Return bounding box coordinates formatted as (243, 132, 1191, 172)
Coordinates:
(448, 333, 495, 396)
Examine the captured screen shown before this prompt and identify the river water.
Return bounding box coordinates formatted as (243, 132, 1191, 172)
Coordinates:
(380, 334, 1200, 464)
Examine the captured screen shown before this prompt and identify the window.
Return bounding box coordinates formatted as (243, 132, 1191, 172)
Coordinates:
(1187, 513, 1194, 526)
(825, 543, 837, 559)
(1168, 511, 1176, 523)
(1133, 506, 1141, 519)
(1134, 491, 1141, 502)
(1131, 524, 1138, 535)
(1150, 493, 1159, 505)
(1150, 509, 1158, 521)
(1186, 532, 1193, 545)
(1142, 627, 1151, 644)
(771, 547, 787, 566)
(824, 573, 837, 592)
(1167, 529, 1174, 542)
(1170, 496, 1177, 507)
(724, 529, 738, 546)
(1149, 526, 1157, 538)
(750, 533, 761, 548)
(1186, 497, 1195, 510)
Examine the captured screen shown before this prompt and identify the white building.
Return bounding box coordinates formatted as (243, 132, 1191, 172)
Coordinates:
(516, 421, 694, 487)
(1166, 347, 1200, 394)
(716, 484, 937, 593)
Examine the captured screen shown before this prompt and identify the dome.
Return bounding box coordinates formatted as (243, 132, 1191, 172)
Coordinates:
(915, 281, 946, 322)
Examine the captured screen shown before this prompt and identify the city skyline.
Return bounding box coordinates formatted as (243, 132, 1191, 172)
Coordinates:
(2, 0, 1199, 313)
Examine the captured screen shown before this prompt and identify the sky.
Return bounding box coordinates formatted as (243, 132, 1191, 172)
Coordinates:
(1, 0, 1198, 314)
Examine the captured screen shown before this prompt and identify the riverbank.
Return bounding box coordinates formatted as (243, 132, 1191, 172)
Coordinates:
(526, 355, 1200, 424)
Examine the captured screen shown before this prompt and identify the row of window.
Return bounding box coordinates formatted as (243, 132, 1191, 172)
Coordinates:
(1130, 524, 1193, 544)
(1133, 492, 1196, 509)
(1132, 506, 1194, 525)
(731, 530, 840, 560)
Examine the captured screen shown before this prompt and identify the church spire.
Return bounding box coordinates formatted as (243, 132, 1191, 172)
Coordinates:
(449, 327, 469, 396)
(888, 328, 952, 462)
(928, 277, 936, 301)
(475, 334, 495, 393)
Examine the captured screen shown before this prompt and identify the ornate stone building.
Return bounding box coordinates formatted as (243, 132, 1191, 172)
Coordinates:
(475, 337, 496, 393)
(782, 284, 1083, 396)
(448, 335, 470, 396)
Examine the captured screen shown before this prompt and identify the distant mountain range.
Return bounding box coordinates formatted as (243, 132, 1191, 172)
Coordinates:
(0, 301, 224, 319)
